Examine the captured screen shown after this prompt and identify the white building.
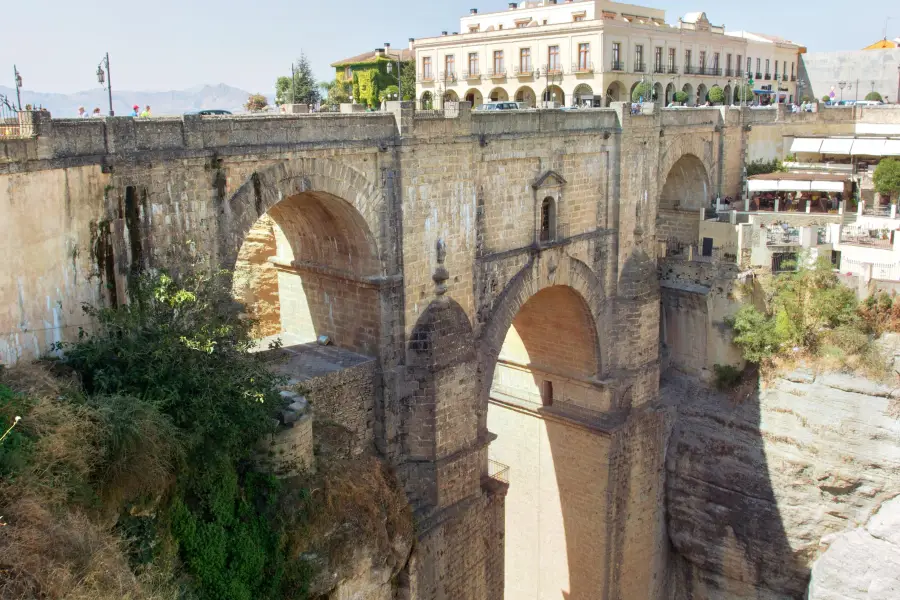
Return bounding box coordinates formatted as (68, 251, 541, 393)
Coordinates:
(414, 0, 805, 108)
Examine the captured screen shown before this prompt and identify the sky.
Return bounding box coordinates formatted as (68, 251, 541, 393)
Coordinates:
(2, 0, 899, 96)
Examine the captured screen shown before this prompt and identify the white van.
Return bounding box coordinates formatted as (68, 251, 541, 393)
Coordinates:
(476, 102, 520, 111)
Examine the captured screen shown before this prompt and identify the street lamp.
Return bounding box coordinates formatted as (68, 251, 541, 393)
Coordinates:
(838, 80, 846, 102)
(13, 65, 22, 110)
(385, 43, 403, 100)
(96, 53, 114, 116)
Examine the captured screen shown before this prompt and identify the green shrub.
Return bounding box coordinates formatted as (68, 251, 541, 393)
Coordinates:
(734, 84, 754, 104)
(865, 91, 883, 102)
(822, 95, 831, 103)
(746, 158, 787, 176)
(707, 85, 725, 104)
(874, 158, 900, 202)
(713, 364, 744, 390)
(673, 90, 689, 104)
(632, 81, 653, 103)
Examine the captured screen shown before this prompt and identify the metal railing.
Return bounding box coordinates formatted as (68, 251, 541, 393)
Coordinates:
(0, 95, 21, 138)
(764, 73, 771, 80)
(513, 65, 534, 76)
(659, 240, 737, 264)
(418, 72, 434, 82)
(462, 70, 481, 80)
(439, 71, 458, 83)
(756, 72, 763, 80)
(862, 204, 895, 218)
(700, 67, 722, 76)
(633, 62, 646, 73)
(725, 68, 734, 77)
(684, 65, 695, 74)
(791, 75, 797, 82)
(487, 460, 510, 485)
(654, 64, 665, 74)
(572, 61, 593, 73)
(841, 228, 894, 249)
(487, 68, 507, 78)
(611, 60, 625, 71)
(667, 64, 678, 74)
(783, 74, 789, 82)
(767, 227, 801, 246)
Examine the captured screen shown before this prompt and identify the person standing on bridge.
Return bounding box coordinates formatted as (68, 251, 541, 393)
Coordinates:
(130, 104, 140, 117)
(140, 105, 152, 117)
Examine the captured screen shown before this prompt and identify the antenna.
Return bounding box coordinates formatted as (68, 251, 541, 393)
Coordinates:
(884, 16, 895, 41)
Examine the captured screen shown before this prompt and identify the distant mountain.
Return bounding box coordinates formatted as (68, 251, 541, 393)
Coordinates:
(0, 83, 253, 117)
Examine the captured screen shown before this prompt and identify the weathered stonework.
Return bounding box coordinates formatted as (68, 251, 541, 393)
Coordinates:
(2, 103, 894, 600)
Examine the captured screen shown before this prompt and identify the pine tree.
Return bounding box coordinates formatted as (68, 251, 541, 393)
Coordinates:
(275, 52, 321, 106)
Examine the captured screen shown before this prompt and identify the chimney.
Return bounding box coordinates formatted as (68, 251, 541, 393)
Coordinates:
(442, 30, 448, 35)
(470, 8, 478, 14)
(384, 42, 391, 51)
(375, 48, 385, 55)
(508, 2, 518, 9)
(409, 37, 415, 51)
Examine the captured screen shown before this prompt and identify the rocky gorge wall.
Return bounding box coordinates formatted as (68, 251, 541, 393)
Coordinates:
(663, 369, 900, 599)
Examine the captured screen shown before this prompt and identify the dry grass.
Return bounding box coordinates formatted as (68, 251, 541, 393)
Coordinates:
(0, 362, 179, 600)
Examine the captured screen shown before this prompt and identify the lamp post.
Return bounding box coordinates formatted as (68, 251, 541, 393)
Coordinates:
(838, 80, 846, 102)
(13, 65, 22, 110)
(897, 65, 900, 105)
(96, 53, 114, 116)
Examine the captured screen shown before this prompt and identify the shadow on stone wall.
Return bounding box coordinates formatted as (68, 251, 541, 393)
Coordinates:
(664, 372, 806, 599)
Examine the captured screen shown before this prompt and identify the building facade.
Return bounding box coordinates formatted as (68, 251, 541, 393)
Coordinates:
(414, 0, 804, 108)
(330, 46, 414, 108)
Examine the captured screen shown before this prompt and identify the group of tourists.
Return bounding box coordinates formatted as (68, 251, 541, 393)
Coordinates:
(750, 191, 843, 212)
(75, 104, 152, 118)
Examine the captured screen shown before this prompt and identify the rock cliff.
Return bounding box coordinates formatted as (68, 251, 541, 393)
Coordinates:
(663, 370, 900, 599)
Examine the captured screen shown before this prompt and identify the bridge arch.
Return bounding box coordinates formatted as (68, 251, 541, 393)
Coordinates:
(659, 153, 711, 211)
(227, 158, 386, 356)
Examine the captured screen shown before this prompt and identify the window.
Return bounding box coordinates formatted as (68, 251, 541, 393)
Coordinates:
(713, 52, 720, 70)
(540, 197, 556, 242)
(635, 44, 644, 69)
(746, 56, 751, 75)
(791, 62, 795, 78)
(699, 50, 706, 69)
(493, 50, 504, 73)
(726, 53, 732, 71)
(654, 46, 663, 71)
(578, 43, 590, 70)
(422, 56, 432, 79)
(612, 42, 621, 68)
(668, 48, 676, 70)
(684, 49, 692, 70)
(520, 48, 531, 72)
(783, 61, 787, 77)
(573, 13, 585, 22)
(445, 55, 455, 77)
(542, 19, 548, 25)
(344, 66, 351, 80)
(765, 59, 770, 75)
(468, 53, 478, 75)
(736, 55, 742, 74)
(548, 45, 560, 71)
(498, 24, 503, 30)
(756, 57, 761, 73)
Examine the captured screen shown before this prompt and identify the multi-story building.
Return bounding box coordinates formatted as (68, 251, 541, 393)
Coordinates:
(414, 0, 804, 108)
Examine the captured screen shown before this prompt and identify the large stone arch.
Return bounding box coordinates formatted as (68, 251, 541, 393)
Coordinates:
(221, 157, 386, 274)
(658, 134, 718, 200)
(477, 252, 606, 424)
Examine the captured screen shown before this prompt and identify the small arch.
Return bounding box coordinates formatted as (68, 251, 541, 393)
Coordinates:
(540, 197, 557, 242)
(653, 82, 664, 102)
(723, 84, 732, 105)
(681, 83, 694, 106)
(573, 83, 595, 107)
(420, 91, 434, 109)
(443, 90, 459, 103)
(659, 153, 711, 212)
(696, 83, 708, 105)
(514, 85, 537, 107)
(543, 85, 564, 106)
(605, 80, 625, 105)
(665, 82, 676, 104)
(465, 88, 484, 108)
(489, 87, 510, 101)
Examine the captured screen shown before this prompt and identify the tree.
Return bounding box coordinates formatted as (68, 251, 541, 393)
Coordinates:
(865, 91, 883, 102)
(379, 85, 400, 104)
(708, 85, 725, 104)
(244, 93, 268, 112)
(874, 158, 900, 202)
(275, 52, 321, 106)
(734, 84, 754, 104)
(320, 78, 352, 108)
(673, 90, 689, 104)
(399, 61, 416, 101)
(632, 81, 652, 103)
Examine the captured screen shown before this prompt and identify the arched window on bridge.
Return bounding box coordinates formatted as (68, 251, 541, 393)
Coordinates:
(540, 196, 556, 242)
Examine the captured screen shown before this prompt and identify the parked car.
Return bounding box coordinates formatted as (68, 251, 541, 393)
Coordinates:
(184, 109, 233, 116)
(476, 102, 520, 111)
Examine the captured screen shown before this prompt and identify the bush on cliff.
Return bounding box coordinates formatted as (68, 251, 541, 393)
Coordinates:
(0, 271, 315, 599)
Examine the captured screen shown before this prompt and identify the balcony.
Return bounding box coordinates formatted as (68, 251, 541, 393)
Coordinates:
(700, 67, 722, 76)
(654, 64, 665, 74)
(633, 62, 646, 73)
(572, 61, 593, 74)
(486, 68, 506, 79)
(841, 228, 894, 249)
(783, 74, 789, 82)
(544, 64, 564, 76)
(440, 71, 458, 83)
(767, 227, 801, 246)
(725, 68, 734, 77)
(513, 65, 534, 77)
(684, 65, 695, 74)
(462, 70, 481, 81)
(791, 75, 797, 82)
(667, 64, 678, 74)
(756, 72, 763, 79)
(611, 60, 624, 71)
(418, 72, 434, 83)
(764, 73, 771, 80)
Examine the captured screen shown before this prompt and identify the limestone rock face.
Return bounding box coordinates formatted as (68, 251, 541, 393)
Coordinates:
(663, 371, 900, 599)
(808, 494, 900, 599)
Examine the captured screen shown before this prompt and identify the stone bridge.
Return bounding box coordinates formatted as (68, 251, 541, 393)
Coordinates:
(0, 103, 838, 599)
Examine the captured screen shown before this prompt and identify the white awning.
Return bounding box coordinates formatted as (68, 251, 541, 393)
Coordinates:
(820, 138, 854, 155)
(790, 138, 824, 153)
(852, 138, 887, 156)
(748, 179, 777, 192)
(883, 140, 900, 157)
(810, 180, 845, 192)
(778, 180, 812, 192)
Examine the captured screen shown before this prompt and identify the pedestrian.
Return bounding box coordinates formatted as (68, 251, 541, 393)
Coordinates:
(91, 107, 103, 117)
(130, 104, 140, 117)
(77, 106, 88, 118)
(140, 105, 152, 117)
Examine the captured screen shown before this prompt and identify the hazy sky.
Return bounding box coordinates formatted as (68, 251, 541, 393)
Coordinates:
(3, 0, 898, 96)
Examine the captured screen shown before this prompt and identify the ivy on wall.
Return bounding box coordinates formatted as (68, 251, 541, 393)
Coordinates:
(336, 58, 413, 108)
(356, 70, 379, 108)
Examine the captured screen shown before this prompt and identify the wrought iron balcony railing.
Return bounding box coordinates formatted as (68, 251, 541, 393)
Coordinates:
(572, 61, 593, 73)
(513, 65, 534, 76)
(611, 60, 624, 71)
(462, 70, 481, 80)
(654, 64, 665, 74)
(667, 64, 678, 74)
(633, 62, 646, 73)
(684, 65, 695, 74)
(486, 68, 507, 78)
(418, 72, 434, 82)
